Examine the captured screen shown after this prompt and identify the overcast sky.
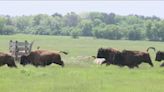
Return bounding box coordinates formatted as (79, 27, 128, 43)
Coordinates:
(0, 1, 164, 18)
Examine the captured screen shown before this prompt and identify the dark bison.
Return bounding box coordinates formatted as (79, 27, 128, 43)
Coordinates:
(96, 48, 121, 65)
(20, 50, 67, 67)
(155, 51, 164, 62)
(155, 51, 164, 67)
(0, 52, 17, 68)
(117, 50, 154, 68)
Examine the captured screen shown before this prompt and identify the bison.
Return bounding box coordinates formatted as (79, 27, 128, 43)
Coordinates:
(96, 48, 121, 65)
(155, 51, 164, 67)
(155, 51, 164, 62)
(20, 50, 67, 67)
(0, 52, 17, 68)
(96, 48, 154, 68)
(117, 50, 154, 68)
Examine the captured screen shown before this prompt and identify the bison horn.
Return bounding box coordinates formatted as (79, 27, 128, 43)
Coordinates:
(147, 47, 156, 52)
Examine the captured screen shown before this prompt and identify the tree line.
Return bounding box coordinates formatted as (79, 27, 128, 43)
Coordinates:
(0, 12, 164, 41)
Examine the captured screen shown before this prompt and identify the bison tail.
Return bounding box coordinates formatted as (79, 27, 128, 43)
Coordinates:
(59, 51, 68, 55)
(147, 47, 156, 52)
(91, 56, 96, 59)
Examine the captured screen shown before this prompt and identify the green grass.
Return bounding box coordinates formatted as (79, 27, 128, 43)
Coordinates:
(0, 34, 164, 92)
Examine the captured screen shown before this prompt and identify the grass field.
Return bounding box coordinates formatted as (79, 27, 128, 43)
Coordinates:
(0, 34, 164, 92)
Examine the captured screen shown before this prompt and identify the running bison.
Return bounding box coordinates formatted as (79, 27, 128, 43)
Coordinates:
(20, 50, 67, 67)
(155, 51, 164, 62)
(96, 48, 154, 68)
(96, 48, 121, 65)
(155, 51, 164, 67)
(117, 50, 154, 68)
(0, 52, 17, 68)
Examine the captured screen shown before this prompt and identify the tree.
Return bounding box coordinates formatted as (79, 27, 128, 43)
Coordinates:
(79, 20, 92, 36)
(128, 25, 144, 40)
(52, 13, 62, 18)
(102, 25, 123, 40)
(0, 17, 7, 34)
(146, 21, 160, 41)
(92, 23, 106, 38)
(158, 21, 164, 41)
(87, 12, 103, 21)
(101, 13, 116, 24)
(15, 16, 33, 33)
(64, 12, 80, 27)
(49, 16, 62, 35)
(2, 25, 15, 35)
(71, 27, 81, 39)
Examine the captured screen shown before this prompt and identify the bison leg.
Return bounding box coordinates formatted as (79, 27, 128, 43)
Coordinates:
(101, 60, 107, 65)
(128, 65, 135, 69)
(106, 62, 111, 66)
(118, 65, 124, 68)
(53, 60, 64, 67)
(135, 65, 139, 68)
(7, 63, 17, 68)
(160, 62, 164, 67)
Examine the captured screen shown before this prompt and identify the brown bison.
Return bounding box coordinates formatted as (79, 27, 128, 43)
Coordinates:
(96, 48, 121, 65)
(0, 52, 17, 68)
(20, 50, 67, 67)
(117, 50, 154, 68)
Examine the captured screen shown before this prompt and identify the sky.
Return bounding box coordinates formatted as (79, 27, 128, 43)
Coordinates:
(0, 1, 164, 18)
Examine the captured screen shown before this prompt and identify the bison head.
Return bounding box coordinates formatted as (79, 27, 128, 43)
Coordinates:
(155, 51, 162, 62)
(97, 48, 107, 58)
(20, 55, 30, 66)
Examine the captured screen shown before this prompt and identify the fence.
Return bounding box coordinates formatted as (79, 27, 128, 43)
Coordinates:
(9, 40, 34, 60)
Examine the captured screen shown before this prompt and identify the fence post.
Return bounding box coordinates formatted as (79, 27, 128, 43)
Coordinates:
(15, 40, 18, 61)
(29, 41, 34, 53)
(9, 40, 33, 61)
(25, 40, 28, 55)
(9, 40, 12, 53)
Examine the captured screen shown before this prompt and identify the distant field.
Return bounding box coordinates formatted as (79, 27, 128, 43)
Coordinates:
(0, 34, 164, 92)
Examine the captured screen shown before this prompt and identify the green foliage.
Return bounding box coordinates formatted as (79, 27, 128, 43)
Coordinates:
(79, 20, 92, 36)
(146, 21, 161, 41)
(128, 25, 145, 40)
(71, 27, 81, 39)
(64, 12, 80, 27)
(0, 12, 164, 41)
(2, 25, 15, 35)
(0, 17, 7, 34)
